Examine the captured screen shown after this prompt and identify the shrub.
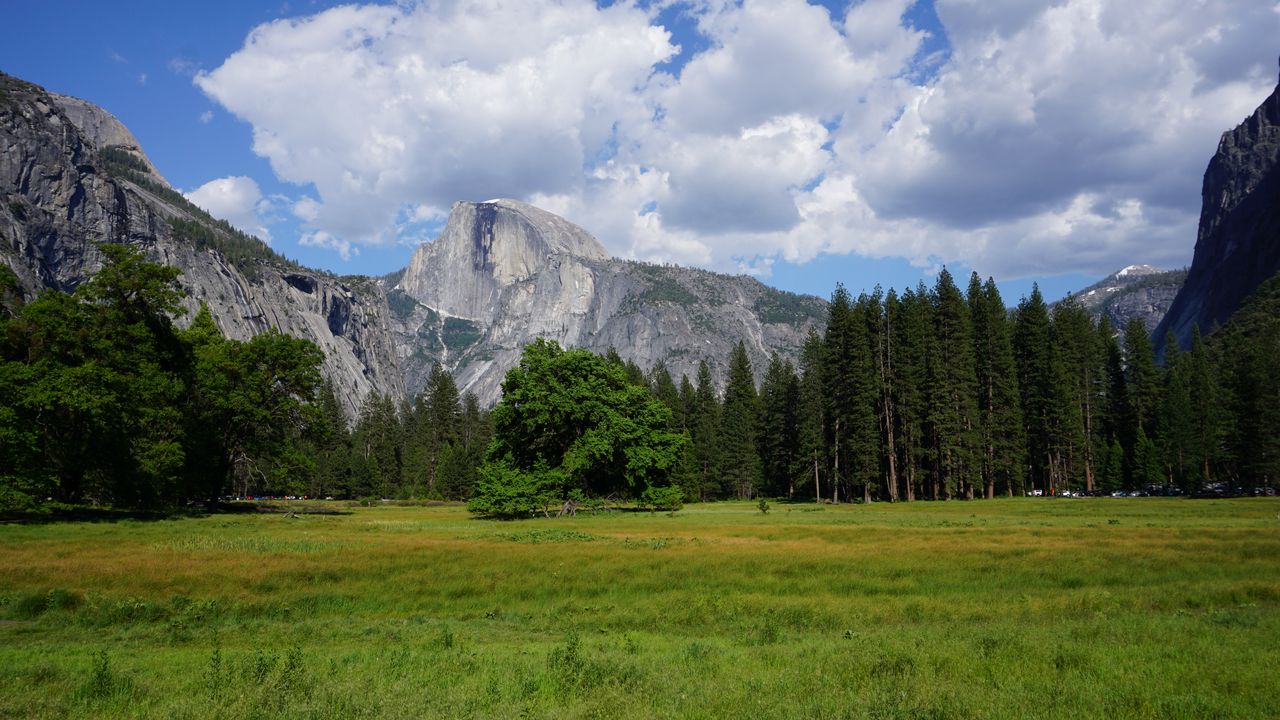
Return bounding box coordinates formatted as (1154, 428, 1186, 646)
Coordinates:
(640, 484, 684, 512)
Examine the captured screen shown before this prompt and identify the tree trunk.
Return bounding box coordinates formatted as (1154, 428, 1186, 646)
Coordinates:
(813, 453, 820, 504)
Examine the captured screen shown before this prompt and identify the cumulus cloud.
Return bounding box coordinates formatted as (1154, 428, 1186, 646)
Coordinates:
(184, 176, 273, 241)
(299, 231, 357, 261)
(196, 0, 1280, 280)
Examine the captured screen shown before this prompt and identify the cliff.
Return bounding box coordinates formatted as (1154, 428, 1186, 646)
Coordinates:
(1155, 71, 1280, 348)
(0, 72, 405, 417)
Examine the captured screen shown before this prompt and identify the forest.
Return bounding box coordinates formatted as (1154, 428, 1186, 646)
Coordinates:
(1, 246, 1277, 512)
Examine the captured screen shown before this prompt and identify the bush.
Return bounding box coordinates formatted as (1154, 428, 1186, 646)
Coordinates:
(467, 461, 562, 518)
(640, 484, 684, 512)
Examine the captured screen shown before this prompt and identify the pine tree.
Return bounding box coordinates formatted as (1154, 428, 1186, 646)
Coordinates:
(1158, 333, 1193, 492)
(418, 365, 462, 497)
(1122, 319, 1161, 437)
(1185, 326, 1223, 491)
(758, 354, 800, 498)
(924, 269, 979, 499)
(823, 286, 878, 503)
(969, 275, 1024, 497)
(718, 341, 762, 499)
(649, 360, 682, 421)
(1121, 319, 1161, 488)
(1014, 285, 1053, 495)
(796, 330, 826, 502)
(865, 287, 899, 501)
(1048, 297, 1093, 494)
(351, 393, 403, 500)
(892, 284, 933, 501)
(690, 361, 721, 500)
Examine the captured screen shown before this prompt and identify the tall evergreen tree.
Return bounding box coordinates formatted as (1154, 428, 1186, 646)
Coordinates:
(1185, 327, 1224, 491)
(649, 359, 682, 421)
(1048, 297, 1094, 494)
(796, 330, 827, 502)
(866, 287, 899, 501)
(758, 354, 801, 498)
(892, 284, 933, 501)
(420, 365, 462, 496)
(925, 269, 979, 499)
(1014, 285, 1053, 495)
(690, 360, 721, 500)
(1158, 333, 1194, 491)
(823, 286, 878, 503)
(718, 341, 762, 499)
(969, 275, 1024, 497)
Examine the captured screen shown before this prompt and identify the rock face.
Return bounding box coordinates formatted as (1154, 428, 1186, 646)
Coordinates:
(0, 73, 405, 418)
(1, 73, 826, 412)
(1155, 72, 1280, 348)
(391, 199, 826, 402)
(1067, 264, 1186, 334)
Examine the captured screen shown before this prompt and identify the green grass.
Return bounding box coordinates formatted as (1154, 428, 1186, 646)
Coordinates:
(1, 499, 1277, 718)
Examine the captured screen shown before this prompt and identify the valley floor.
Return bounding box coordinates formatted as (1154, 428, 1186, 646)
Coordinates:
(1, 498, 1277, 719)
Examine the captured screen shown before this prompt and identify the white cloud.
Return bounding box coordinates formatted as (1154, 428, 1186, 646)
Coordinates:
(199, 110, 213, 124)
(196, 0, 1280, 281)
(184, 176, 273, 242)
(299, 231, 357, 261)
(196, 0, 674, 243)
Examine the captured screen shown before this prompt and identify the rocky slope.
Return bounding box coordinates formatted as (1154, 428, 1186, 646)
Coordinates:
(0, 72, 405, 417)
(1066, 264, 1186, 333)
(1, 73, 825, 411)
(1155, 69, 1280, 348)
(390, 199, 825, 401)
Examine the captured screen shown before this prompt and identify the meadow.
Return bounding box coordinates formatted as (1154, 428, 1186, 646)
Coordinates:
(1, 498, 1277, 719)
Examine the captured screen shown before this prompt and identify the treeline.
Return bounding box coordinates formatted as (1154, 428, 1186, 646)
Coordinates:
(645, 269, 1279, 502)
(319, 368, 492, 503)
(0, 246, 325, 510)
(3, 244, 1275, 512)
(0, 245, 498, 511)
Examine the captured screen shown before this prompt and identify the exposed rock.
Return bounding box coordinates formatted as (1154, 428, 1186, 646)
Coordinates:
(1155, 71, 1280, 349)
(1065, 264, 1186, 334)
(0, 72, 404, 418)
(392, 200, 826, 402)
(1, 72, 825, 413)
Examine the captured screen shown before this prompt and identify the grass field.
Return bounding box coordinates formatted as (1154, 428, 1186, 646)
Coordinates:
(1, 498, 1278, 719)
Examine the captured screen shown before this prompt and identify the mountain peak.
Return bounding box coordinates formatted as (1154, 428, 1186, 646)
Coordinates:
(455, 198, 609, 262)
(398, 198, 609, 320)
(1111, 264, 1161, 279)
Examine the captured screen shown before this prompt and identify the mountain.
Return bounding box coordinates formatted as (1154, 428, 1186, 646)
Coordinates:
(0, 72, 404, 417)
(0, 72, 824, 411)
(1065, 264, 1186, 333)
(1154, 69, 1280, 348)
(388, 198, 825, 401)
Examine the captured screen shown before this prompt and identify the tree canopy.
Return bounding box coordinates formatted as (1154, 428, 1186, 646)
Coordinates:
(468, 339, 688, 517)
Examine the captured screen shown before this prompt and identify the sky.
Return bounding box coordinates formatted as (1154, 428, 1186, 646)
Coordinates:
(2, 0, 1278, 304)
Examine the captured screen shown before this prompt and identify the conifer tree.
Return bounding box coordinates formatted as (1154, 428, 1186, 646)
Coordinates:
(718, 341, 762, 499)
(925, 270, 979, 499)
(796, 330, 826, 502)
(1185, 327, 1223, 490)
(1048, 297, 1093, 494)
(758, 354, 801, 497)
(420, 365, 462, 496)
(690, 361, 721, 500)
(649, 359, 682, 421)
(969, 275, 1024, 497)
(1159, 333, 1194, 491)
(1014, 285, 1053, 495)
(892, 284, 933, 501)
(1122, 318, 1161, 438)
(866, 287, 899, 501)
(823, 286, 877, 502)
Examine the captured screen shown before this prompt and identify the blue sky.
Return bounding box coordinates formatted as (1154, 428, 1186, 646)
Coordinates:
(3, 1, 1277, 304)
